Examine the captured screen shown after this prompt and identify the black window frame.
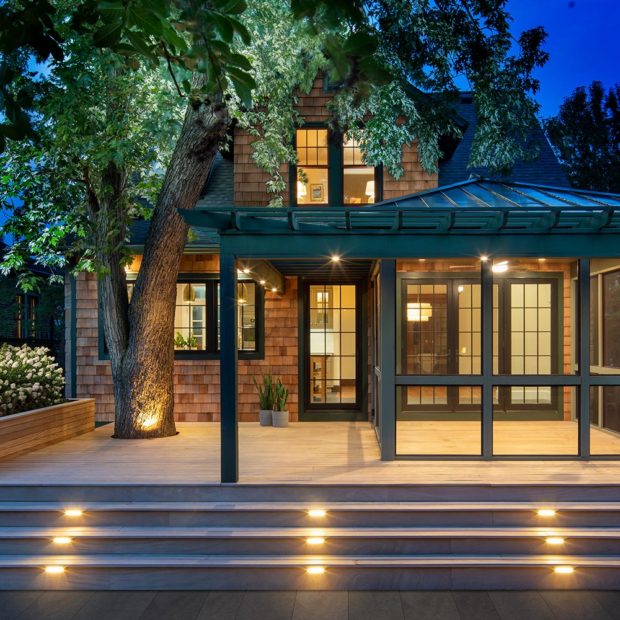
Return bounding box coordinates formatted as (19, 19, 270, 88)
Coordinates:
(290, 124, 383, 207)
(98, 274, 264, 361)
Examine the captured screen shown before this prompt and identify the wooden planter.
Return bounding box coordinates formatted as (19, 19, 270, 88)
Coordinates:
(0, 399, 95, 461)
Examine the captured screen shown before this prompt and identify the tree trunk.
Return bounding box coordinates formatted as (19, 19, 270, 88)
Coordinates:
(112, 94, 230, 439)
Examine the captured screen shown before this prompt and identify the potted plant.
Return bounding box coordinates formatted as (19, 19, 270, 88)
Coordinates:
(272, 378, 289, 427)
(253, 370, 274, 426)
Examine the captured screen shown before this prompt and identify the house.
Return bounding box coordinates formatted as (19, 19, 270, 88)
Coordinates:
(0, 243, 64, 363)
(65, 77, 620, 479)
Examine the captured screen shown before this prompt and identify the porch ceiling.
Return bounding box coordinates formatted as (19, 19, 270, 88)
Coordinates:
(269, 259, 374, 280)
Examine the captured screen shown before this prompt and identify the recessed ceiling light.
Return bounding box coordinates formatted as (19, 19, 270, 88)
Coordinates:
(271, 287, 278, 293)
(242, 267, 250, 274)
(330, 255, 341, 263)
(260, 279, 266, 285)
(480, 255, 489, 262)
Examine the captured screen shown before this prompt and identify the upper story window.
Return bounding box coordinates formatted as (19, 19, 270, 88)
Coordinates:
(296, 128, 329, 205)
(294, 128, 379, 206)
(343, 134, 375, 205)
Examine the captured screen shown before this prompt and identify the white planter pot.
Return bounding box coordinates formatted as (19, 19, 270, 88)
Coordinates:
(272, 410, 289, 427)
(259, 409, 273, 426)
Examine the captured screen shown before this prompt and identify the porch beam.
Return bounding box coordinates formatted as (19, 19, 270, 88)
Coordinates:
(379, 259, 397, 460)
(579, 258, 591, 458)
(219, 251, 239, 482)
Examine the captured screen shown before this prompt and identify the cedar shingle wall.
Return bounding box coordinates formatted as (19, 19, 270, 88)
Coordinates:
(233, 74, 437, 207)
(74, 256, 299, 423)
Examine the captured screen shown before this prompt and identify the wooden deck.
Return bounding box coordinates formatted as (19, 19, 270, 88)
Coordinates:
(0, 422, 619, 485)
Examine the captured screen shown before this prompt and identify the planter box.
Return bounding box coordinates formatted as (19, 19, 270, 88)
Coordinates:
(0, 399, 95, 461)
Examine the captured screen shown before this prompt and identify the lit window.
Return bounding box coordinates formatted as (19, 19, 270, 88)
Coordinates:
(343, 134, 375, 205)
(296, 129, 329, 205)
(174, 283, 207, 350)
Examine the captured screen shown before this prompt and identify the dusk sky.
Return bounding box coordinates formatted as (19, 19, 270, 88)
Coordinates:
(507, 0, 618, 118)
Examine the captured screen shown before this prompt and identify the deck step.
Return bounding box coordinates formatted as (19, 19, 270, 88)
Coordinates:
(1, 553, 619, 590)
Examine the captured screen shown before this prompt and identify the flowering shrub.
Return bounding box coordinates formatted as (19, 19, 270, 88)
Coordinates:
(0, 344, 65, 417)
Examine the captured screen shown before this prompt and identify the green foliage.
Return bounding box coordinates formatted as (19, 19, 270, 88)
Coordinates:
(0, 344, 64, 416)
(273, 377, 288, 412)
(253, 369, 274, 410)
(174, 331, 198, 350)
(545, 81, 620, 192)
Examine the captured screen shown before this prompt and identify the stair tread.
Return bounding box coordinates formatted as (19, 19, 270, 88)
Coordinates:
(1, 554, 619, 568)
(2, 526, 620, 539)
(2, 501, 620, 512)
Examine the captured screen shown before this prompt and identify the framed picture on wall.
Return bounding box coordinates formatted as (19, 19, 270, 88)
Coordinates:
(310, 184, 324, 202)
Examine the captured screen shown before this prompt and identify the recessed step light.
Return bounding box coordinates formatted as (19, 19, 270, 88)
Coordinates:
(537, 509, 556, 517)
(545, 537, 565, 545)
(554, 566, 574, 574)
(306, 566, 325, 575)
(306, 537, 325, 545)
(64, 509, 83, 517)
(308, 509, 327, 518)
(44, 566, 65, 574)
(52, 537, 72, 545)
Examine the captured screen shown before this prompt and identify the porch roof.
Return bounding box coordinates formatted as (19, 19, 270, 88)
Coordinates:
(180, 179, 620, 238)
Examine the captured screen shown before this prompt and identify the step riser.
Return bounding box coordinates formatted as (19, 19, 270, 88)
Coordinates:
(3, 485, 620, 502)
(0, 566, 618, 591)
(1, 538, 619, 556)
(1, 511, 618, 527)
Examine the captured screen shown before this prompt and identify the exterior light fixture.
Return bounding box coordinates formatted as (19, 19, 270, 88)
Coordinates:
(306, 537, 325, 545)
(407, 302, 433, 322)
(538, 257, 547, 262)
(242, 267, 250, 274)
(554, 566, 574, 574)
(52, 537, 72, 545)
(491, 260, 509, 274)
(546, 537, 565, 545)
(330, 255, 341, 263)
(260, 280, 266, 285)
(306, 566, 325, 575)
(141, 415, 158, 430)
(64, 509, 83, 517)
(308, 509, 327, 518)
(537, 509, 556, 517)
(271, 287, 278, 293)
(480, 255, 489, 262)
(45, 566, 65, 574)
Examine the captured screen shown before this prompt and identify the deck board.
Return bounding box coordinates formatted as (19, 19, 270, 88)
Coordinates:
(0, 422, 619, 485)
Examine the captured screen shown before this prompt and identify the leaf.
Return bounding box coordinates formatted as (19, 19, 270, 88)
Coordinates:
(93, 19, 124, 47)
(343, 32, 377, 56)
(227, 53, 252, 71)
(125, 30, 155, 60)
(211, 13, 234, 43)
(227, 16, 251, 44)
(128, 5, 164, 36)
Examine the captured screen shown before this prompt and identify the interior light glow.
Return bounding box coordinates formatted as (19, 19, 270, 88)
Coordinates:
(45, 566, 65, 574)
(537, 509, 556, 517)
(407, 302, 433, 322)
(554, 566, 574, 574)
(306, 537, 325, 545)
(271, 287, 278, 293)
(52, 537, 73, 545)
(64, 509, 83, 517)
(242, 267, 250, 274)
(306, 566, 325, 575)
(260, 280, 266, 285)
(308, 509, 327, 518)
(457, 285, 464, 293)
(491, 260, 509, 273)
(546, 537, 565, 545)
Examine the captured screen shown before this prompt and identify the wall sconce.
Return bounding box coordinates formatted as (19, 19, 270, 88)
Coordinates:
(407, 302, 433, 322)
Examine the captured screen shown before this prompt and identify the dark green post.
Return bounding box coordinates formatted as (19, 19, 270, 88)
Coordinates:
(220, 251, 239, 482)
(481, 259, 494, 458)
(579, 258, 591, 458)
(379, 259, 396, 460)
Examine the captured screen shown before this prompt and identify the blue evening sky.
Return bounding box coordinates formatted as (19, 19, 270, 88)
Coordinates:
(506, 0, 618, 118)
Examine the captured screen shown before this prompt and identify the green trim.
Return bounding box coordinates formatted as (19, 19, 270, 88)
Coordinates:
(69, 273, 77, 399)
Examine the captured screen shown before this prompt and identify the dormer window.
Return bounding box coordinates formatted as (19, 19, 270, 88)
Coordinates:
(294, 128, 381, 206)
(296, 129, 329, 205)
(343, 134, 375, 205)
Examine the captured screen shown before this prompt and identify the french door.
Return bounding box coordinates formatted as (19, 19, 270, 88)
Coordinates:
(401, 276, 560, 417)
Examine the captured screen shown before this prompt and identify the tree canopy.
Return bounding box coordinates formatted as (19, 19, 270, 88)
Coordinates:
(545, 81, 620, 193)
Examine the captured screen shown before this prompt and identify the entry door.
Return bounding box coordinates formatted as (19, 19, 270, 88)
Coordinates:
(305, 283, 361, 412)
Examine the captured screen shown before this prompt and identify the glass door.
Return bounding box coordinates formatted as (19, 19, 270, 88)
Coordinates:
(306, 283, 360, 412)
